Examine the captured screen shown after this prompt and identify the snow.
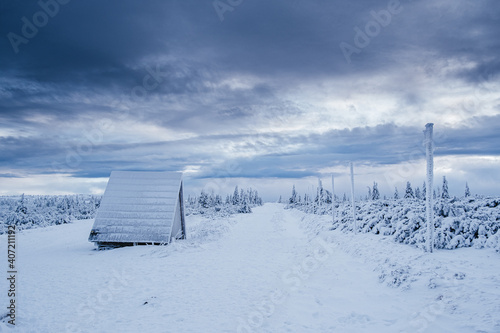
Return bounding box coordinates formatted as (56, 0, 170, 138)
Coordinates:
(350, 162, 356, 231)
(425, 122, 435, 253)
(295, 196, 500, 252)
(1, 203, 499, 332)
(90, 171, 184, 244)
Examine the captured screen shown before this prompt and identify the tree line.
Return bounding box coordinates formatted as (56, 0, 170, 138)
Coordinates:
(286, 176, 472, 210)
(0, 194, 101, 233)
(186, 186, 263, 215)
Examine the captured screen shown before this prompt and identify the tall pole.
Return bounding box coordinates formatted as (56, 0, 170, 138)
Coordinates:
(311, 185, 315, 214)
(350, 162, 356, 232)
(317, 178, 322, 215)
(424, 123, 434, 253)
(331, 174, 335, 225)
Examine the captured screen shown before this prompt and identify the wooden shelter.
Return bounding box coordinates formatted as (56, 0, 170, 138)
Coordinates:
(88, 171, 186, 248)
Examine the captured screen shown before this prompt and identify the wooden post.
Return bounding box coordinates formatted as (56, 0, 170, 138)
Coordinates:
(331, 174, 335, 225)
(350, 162, 356, 232)
(424, 123, 434, 253)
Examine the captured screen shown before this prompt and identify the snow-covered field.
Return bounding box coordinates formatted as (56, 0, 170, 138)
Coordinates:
(1, 203, 499, 332)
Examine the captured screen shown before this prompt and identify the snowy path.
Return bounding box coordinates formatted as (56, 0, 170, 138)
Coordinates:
(1, 204, 315, 332)
(1, 203, 499, 332)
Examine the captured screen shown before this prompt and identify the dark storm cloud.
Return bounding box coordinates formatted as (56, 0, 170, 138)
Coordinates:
(0, 136, 64, 164)
(192, 118, 500, 179)
(18, 119, 490, 180)
(1, 0, 499, 194)
(437, 115, 500, 155)
(1, 0, 498, 121)
(3, 0, 497, 89)
(1, 113, 499, 185)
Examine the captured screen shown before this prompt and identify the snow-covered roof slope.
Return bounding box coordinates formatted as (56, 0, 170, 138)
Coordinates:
(88, 171, 185, 245)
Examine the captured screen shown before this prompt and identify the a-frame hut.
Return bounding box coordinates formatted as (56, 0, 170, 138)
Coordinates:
(88, 171, 186, 248)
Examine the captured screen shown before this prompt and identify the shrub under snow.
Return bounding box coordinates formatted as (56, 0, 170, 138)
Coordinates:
(185, 187, 263, 218)
(0, 194, 101, 234)
(293, 197, 500, 251)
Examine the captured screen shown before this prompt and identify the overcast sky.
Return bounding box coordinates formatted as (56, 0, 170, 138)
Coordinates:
(1, 0, 499, 200)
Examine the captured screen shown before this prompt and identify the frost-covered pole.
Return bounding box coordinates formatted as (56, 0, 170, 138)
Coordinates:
(310, 185, 315, 214)
(350, 162, 356, 232)
(317, 178, 321, 214)
(331, 174, 335, 225)
(424, 123, 434, 253)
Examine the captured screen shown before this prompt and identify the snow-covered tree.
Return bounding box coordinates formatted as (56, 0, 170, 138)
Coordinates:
(240, 188, 246, 205)
(7, 194, 31, 227)
(2, 194, 99, 232)
(465, 182, 471, 197)
(186, 186, 262, 216)
(415, 187, 421, 200)
(198, 190, 210, 208)
(238, 201, 252, 213)
(394, 187, 399, 200)
(215, 194, 222, 205)
(367, 186, 372, 201)
(232, 186, 240, 205)
(422, 181, 426, 200)
(16, 193, 27, 215)
(316, 179, 324, 205)
(404, 182, 414, 199)
(442, 176, 450, 199)
(372, 182, 380, 200)
(289, 185, 297, 204)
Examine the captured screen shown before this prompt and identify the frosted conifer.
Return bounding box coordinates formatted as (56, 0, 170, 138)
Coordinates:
(465, 182, 471, 197)
(442, 176, 450, 199)
(404, 182, 414, 199)
(372, 182, 380, 200)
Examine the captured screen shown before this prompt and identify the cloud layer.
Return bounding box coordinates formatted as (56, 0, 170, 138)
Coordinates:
(1, 0, 499, 198)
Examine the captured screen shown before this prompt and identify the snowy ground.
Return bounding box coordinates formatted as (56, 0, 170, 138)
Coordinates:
(1, 203, 499, 332)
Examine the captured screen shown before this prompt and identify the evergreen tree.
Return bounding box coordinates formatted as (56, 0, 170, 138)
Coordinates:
(394, 187, 399, 200)
(16, 193, 27, 215)
(278, 195, 282, 203)
(289, 185, 297, 204)
(367, 186, 372, 201)
(415, 187, 421, 200)
(422, 181, 426, 200)
(240, 188, 246, 204)
(232, 186, 239, 205)
(325, 189, 332, 204)
(404, 181, 414, 199)
(442, 176, 450, 199)
(316, 179, 324, 205)
(238, 201, 252, 213)
(198, 190, 210, 208)
(372, 182, 380, 200)
(465, 182, 471, 197)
